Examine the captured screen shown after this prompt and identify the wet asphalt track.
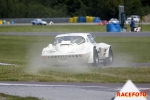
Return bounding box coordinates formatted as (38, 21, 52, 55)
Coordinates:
(0, 82, 149, 100)
(0, 28, 150, 100)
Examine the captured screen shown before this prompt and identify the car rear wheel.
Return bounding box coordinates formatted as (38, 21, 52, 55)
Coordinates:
(103, 49, 113, 66)
(93, 48, 100, 67)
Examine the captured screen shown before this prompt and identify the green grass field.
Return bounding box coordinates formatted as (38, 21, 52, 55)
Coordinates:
(0, 36, 150, 64)
(0, 35, 150, 83)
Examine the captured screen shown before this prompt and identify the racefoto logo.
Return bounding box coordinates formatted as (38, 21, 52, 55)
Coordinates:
(117, 91, 147, 98)
(114, 80, 148, 100)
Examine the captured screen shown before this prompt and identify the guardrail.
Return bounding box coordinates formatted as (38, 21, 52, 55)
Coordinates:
(0, 18, 70, 25)
(0, 17, 102, 25)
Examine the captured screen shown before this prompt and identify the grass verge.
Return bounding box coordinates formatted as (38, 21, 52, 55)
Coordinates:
(0, 24, 150, 32)
(0, 65, 150, 83)
(0, 93, 40, 100)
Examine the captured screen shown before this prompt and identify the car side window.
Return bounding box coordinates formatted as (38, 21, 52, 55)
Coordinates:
(54, 37, 62, 45)
(87, 35, 96, 43)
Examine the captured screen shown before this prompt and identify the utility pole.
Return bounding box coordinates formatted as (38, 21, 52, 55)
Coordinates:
(123, 0, 126, 13)
(119, 6, 124, 23)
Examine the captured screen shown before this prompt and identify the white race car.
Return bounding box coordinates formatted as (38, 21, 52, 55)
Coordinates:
(41, 33, 113, 66)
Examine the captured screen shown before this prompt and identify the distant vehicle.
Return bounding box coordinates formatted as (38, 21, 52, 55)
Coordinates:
(31, 19, 47, 25)
(131, 15, 140, 22)
(125, 15, 140, 24)
(41, 33, 113, 66)
(102, 20, 109, 25)
(125, 17, 131, 24)
(98, 20, 108, 25)
(108, 18, 119, 24)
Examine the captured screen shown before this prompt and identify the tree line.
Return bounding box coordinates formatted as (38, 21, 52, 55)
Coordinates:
(0, 0, 149, 20)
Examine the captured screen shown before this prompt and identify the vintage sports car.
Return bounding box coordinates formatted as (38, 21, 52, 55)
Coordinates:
(31, 19, 47, 25)
(41, 33, 113, 66)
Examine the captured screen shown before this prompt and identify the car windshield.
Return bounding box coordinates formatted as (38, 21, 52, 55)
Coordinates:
(35, 19, 42, 21)
(132, 17, 137, 18)
(54, 36, 85, 45)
